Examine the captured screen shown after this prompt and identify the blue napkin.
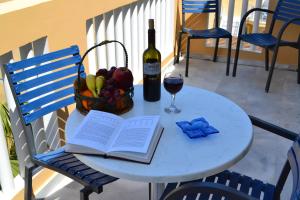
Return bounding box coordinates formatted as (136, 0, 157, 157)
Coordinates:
(176, 117, 219, 138)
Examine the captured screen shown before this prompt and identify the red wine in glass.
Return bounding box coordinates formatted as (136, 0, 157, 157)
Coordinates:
(163, 73, 183, 113)
(164, 77, 184, 94)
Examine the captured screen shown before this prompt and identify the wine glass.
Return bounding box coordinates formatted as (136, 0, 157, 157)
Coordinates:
(163, 73, 184, 113)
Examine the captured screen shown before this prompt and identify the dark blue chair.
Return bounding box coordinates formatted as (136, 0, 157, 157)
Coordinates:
(232, 0, 300, 92)
(175, 0, 232, 77)
(3, 46, 118, 200)
(160, 116, 299, 200)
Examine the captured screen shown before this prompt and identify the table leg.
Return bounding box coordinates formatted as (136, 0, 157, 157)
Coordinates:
(150, 183, 165, 200)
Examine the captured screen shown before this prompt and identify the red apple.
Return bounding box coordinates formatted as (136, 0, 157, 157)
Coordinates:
(112, 67, 133, 90)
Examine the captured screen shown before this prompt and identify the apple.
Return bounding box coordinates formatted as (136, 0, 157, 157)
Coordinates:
(112, 67, 133, 90)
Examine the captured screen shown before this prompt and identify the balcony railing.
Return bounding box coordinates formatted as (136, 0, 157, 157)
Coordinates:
(85, 0, 175, 81)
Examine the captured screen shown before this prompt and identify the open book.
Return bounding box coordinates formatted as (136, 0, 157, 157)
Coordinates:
(65, 110, 163, 164)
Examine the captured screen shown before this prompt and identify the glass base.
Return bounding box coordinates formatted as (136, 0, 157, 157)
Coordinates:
(164, 105, 181, 113)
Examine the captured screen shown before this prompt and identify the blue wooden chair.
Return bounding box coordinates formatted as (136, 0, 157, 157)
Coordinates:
(3, 46, 118, 200)
(160, 116, 299, 200)
(175, 0, 232, 77)
(232, 0, 300, 93)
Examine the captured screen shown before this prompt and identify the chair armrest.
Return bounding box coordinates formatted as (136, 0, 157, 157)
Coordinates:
(238, 8, 274, 36)
(163, 182, 257, 200)
(249, 115, 298, 141)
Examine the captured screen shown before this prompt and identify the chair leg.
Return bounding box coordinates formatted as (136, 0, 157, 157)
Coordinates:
(213, 38, 220, 62)
(80, 187, 93, 200)
(297, 49, 300, 84)
(232, 37, 242, 77)
(226, 37, 232, 76)
(265, 45, 280, 93)
(175, 31, 183, 64)
(25, 164, 36, 200)
(265, 48, 269, 71)
(149, 183, 151, 200)
(185, 37, 191, 77)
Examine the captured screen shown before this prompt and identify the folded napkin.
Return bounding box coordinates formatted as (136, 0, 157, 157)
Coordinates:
(176, 117, 219, 138)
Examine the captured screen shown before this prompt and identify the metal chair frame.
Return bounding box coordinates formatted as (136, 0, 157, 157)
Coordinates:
(175, 0, 232, 77)
(232, 0, 300, 92)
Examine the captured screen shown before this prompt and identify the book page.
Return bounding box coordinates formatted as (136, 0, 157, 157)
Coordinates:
(109, 115, 160, 153)
(67, 110, 124, 153)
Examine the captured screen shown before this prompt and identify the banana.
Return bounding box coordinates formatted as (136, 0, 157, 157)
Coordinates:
(96, 76, 105, 95)
(86, 74, 97, 97)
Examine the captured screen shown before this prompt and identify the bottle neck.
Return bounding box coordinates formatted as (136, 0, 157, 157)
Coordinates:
(148, 29, 155, 48)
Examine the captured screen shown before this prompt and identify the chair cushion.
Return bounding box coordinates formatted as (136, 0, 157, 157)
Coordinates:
(34, 148, 118, 193)
(240, 33, 278, 48)
(160, 170, 275, 200)
(184, 28, 231, 38)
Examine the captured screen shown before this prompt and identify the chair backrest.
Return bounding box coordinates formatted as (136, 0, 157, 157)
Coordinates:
(181, 0, 219, 29)
(288, 136, 300, 200)
(270, 0, 300, 32)
(3, 45, 85, 156)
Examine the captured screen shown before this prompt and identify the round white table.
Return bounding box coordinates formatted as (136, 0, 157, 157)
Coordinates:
(66, 85, 253, 200)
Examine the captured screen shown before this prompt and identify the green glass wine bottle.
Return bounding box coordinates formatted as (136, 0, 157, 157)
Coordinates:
(143, 19, 161, 102)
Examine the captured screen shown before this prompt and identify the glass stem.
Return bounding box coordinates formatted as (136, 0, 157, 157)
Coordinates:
(171, 94, 176, 107)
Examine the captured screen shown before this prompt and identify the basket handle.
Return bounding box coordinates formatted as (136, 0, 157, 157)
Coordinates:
(77, 40, 128, 83)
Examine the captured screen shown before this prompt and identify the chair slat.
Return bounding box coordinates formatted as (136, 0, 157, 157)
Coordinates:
(280, 4, 300, 15)
(11, 55, 81, 83)
(183, 4, 216, 9)
(183, 0, 216, 5)
(211, 171, 229, 200)
(228, 172, 241, 189)
(239, 175, 252, 194)
(18, 75, 76, 104)
(83, 173, 107, 184)
(6, 45, 79, 72)
(276, 16, 300, 25)
(76, 169, 98, 179)
(183, 9, 216, 13)
(277, 11, 300, 21)
(20, 87, 74, 114)
(68, 164, 90, 175)
(24, 96, 74, 124)
(275, 0, 300, 25)
(35, 148, 68, 161)
(182, 0, 217, 13)
(198, 176, 216, 200)
(250, 179, 264, 198)
(49, 154, 78, 167)
(15, 65, 83, 93)
(61, 160, 84, 171)
(46, 153, 75, 164)
(263, 184, 275, 200)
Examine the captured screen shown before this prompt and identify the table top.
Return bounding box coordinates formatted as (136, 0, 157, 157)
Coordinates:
(66, 85, 253, 183)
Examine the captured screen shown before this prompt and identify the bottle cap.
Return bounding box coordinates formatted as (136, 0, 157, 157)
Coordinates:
(149, 19, 154, 29)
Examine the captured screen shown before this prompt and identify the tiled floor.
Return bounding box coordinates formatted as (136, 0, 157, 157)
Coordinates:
(37, 58, 299, 200)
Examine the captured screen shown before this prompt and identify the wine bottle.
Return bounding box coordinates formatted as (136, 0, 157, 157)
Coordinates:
(143, 19, 161, 102)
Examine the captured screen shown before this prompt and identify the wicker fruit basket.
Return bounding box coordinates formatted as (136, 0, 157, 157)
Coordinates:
(75, 40, 134, 115)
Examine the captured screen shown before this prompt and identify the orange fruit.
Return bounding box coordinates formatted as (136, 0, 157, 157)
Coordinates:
(80, 90, 93, 110)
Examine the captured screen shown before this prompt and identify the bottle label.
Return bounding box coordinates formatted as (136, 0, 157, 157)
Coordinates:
(143, 62, 160, 75)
